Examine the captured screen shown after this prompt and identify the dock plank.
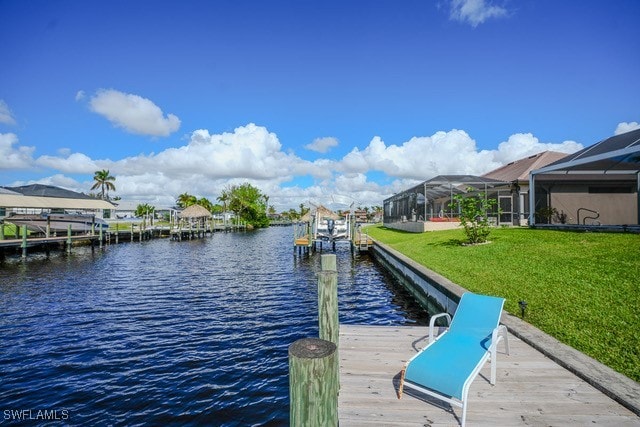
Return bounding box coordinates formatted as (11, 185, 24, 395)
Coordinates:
(338, 325, 640, 426)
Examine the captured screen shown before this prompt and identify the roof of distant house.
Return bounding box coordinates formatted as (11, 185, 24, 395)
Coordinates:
(0, 187, 22, 195)
(0, 184, 114, 210)
(482, 151, 569, 182)
(5, 184, 94, 199)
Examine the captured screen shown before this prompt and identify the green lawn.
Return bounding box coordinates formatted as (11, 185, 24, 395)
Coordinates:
(365, 225, 640, 382)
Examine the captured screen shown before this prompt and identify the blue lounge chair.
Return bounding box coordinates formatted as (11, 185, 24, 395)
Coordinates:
(398, 293, 509, 426)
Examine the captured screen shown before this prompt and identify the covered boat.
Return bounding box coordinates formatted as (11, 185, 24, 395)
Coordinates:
(312, 205, 349, 242)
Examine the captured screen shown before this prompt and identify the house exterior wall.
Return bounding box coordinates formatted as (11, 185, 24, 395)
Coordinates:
(549, 189, 637, 225)
(382, 220, 461, 232)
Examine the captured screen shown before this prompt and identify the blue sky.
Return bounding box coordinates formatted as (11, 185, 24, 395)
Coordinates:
(1, 0, 639, 210)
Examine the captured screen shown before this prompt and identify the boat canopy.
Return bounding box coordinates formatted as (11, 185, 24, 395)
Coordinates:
(0, 194, 115, 210)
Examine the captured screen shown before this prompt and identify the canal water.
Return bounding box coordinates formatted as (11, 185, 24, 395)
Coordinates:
(0, 226, 427, 426)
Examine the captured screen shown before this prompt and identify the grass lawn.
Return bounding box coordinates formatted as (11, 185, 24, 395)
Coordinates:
(365, 225, 640, 383)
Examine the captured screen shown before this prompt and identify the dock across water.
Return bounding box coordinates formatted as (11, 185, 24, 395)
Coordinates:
(338, 324, 640, 426)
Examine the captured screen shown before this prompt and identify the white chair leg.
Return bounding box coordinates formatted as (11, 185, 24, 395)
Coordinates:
(461, 398, 468, 427)
(490, 344, 498, 385)
(500, 325, 510, 355)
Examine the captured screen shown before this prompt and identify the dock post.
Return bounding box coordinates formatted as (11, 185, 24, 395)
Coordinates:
(131, 224, 134, 242)
(21, 225, 27, 258)
(289, 338, 338, 427)
(99, 226, 103, 249)
(0, 221, 4, 240)
(66, 224, 72, 253)
(318, 254, 339, 346)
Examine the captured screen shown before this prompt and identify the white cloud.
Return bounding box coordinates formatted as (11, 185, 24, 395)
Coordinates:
(113, 123, 316, 180)
(3, 123, 587, 211)
(35, 152, 99, 174)
(339, 130, 583, 184)
(305, 136, 339, 153)
(0, 133, 35, 169)
(75, 90, 86, 101)
(339, 130, 499, 179)
(0, 100, 17, 126)
(449, 0, 508, 27)
(89, 89, 181, 137)
(614, 121, 640, 135)
(96, 123, 331, 206)
(493, 133, 582, 164)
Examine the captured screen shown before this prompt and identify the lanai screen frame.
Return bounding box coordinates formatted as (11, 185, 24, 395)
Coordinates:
(383, 175, 508, 223)
(528, 129, 640, 226)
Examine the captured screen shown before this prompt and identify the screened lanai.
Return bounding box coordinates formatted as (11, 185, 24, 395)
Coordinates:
(383, 175, 508, 231)
(529, 128, 640, 226)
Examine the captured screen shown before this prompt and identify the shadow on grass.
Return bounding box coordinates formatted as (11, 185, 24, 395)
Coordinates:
(441, 239, 465, 247)
(432, 239, 497, 248)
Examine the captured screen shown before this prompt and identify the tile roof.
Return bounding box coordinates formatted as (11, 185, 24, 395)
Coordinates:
(482, 151, 569, 182)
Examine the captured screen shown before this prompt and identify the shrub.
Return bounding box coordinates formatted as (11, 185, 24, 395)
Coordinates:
(449, 189, 497, 244)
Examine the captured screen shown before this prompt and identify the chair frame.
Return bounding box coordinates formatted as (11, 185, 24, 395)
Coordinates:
(398, 294, 510, 427)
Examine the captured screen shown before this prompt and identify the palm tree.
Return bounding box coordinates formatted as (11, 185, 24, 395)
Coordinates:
(197, 197, 213, 212)
(135, 203, 156, 226)
(299, 203, 309, 219)
(176, 192, 197, 208)
(217, 190, 230, 213)
(91, 169, 116, 200)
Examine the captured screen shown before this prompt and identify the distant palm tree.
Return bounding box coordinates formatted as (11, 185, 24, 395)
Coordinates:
(135, 203, 156, 226)
(176, 192, 197, 208)
(217, 190, 230, 213)
(197, 197, 213, 212)
(91, 169, 116, 200)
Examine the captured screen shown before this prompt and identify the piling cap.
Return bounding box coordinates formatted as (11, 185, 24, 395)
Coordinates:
(289, 338, 336, 359)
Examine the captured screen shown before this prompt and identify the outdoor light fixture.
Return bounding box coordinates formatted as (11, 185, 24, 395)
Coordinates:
(518, 300, 528, 318)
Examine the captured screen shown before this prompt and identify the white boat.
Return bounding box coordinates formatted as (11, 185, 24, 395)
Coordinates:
(5, 213, 109, 234)
(316, 217, 349, 242)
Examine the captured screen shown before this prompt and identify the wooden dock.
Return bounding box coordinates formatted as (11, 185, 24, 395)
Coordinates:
(338, 325, 640, 426)
(352, 230, 373, 253)
(0, 234, 100, 249)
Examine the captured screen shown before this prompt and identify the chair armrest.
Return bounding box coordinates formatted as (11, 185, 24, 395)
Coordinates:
(429, 313, 452, 344)
(489, 324, 510, 384)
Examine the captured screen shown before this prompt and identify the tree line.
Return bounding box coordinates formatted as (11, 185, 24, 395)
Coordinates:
(90, 169, 382, 228)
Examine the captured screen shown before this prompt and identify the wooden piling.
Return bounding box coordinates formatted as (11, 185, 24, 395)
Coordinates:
(66, 224, 72, 253)
(320, 254, 337, 272)
(289, 338, 338, 427)
(21, 225, 27, 258)
(318, 255, 338, 346)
